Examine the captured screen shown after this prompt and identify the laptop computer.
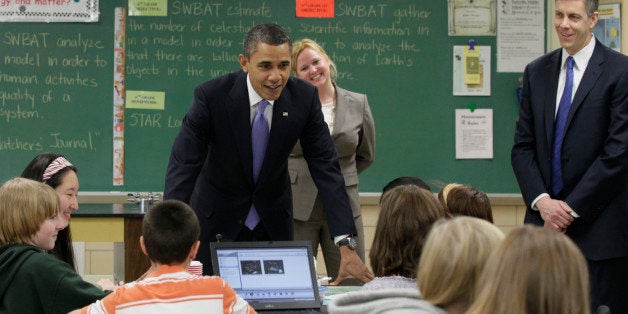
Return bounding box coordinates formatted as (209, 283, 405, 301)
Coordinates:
(210, 241, 323, 313)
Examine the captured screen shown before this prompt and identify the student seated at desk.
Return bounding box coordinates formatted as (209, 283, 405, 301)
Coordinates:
(363, 185, 446, 291)
(328, 217, 503, 314)
(417, 217, 504, 314)
(22, 152, 81, 270)
(467, 225, 590, 314)
(71, 199, 254, 314)
(0, 178, 112, 314)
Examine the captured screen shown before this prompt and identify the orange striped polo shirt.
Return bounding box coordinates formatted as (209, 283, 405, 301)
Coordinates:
(81, 265, 255, 314)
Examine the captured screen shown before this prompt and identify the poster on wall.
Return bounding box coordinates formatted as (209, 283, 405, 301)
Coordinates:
(455, 109, 493, 159)
(453, 45, 492, 96)
(497, 0, 544, 72)
(0, 0, 99, 22)
(593, 2, 621, 52)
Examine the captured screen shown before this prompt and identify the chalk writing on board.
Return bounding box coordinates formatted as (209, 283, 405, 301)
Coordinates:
(2, 1, 530, 195)
(123, 3, 433, 88)
(50, 131, 100, 150)
(1, 29, 106, 152)
(0, 130, 100, 152)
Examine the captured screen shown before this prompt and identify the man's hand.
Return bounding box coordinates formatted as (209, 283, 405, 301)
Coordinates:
(329, 246, 374, 285)
(536, 196, 574, 232)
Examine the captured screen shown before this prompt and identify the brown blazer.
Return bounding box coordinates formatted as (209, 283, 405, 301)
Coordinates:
(289, 86, 376, 221)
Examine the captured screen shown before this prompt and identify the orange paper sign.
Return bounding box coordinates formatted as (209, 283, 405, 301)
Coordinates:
(296, 0, 334, 18)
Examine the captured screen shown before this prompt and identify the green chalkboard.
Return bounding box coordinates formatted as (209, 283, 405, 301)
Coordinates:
(0, 0, 525, 193)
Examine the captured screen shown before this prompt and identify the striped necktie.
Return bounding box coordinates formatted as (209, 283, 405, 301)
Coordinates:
(245, 99, 269, 230)
(551, 56, 574, 195)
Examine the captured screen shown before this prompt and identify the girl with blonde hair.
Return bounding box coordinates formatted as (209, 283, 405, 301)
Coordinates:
(467, 225, 589, 314)
(418, 216, 504, 314)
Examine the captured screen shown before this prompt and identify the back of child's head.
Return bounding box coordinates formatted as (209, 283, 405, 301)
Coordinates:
(142, 199, 200, 265)
(468, 225, 589, 314)
(0, 177, 59, 246)
(418, 216, 504, 309)
(382, 176, 432, 194)
(438, 183, 493, 223)
(370, 185, 445, 278)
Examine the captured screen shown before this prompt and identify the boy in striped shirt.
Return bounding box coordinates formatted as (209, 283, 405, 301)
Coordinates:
(71, 200, 255, 314)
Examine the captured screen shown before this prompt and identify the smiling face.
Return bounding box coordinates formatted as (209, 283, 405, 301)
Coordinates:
(239, 42, 291, 101)
(54, 170, 79, 227)
(31, 213, 64, 250)
(295, 47, 333, 90)
(554, 0, 598, 55)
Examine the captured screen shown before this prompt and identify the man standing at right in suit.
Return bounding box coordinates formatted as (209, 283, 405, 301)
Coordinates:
(511, 0, 627, 312)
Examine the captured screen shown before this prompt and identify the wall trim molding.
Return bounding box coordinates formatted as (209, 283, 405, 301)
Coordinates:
(78, 191, 525, 206)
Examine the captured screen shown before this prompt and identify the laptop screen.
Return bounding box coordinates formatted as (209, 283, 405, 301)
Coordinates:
(210, 241, 321, 311)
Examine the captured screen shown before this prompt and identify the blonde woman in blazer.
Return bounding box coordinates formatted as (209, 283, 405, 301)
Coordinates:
(289, 39, 375, 283)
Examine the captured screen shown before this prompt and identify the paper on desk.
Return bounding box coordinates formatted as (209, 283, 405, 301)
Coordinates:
(322, 286, 363, 305)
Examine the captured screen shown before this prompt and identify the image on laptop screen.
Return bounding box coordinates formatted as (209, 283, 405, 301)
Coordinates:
(210, 241, 321, 311)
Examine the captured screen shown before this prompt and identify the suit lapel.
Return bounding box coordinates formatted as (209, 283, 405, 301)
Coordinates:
(545, 51, 562, 148)
(332, 88, 348, 139)
(227, 72, 254, 184)
(567, 41, 604, 130)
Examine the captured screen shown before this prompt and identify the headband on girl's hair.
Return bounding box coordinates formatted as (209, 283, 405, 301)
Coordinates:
(42, 157, 73, 183)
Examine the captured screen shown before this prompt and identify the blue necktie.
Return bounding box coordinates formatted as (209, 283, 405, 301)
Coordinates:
(245, 99, 269, 230)
(551, 56, 574, 195)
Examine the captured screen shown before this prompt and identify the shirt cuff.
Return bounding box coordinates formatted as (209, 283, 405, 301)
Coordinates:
(531, 193, 579, 218)
(531, 193, 550, 211)
(334, 235, 350, 245)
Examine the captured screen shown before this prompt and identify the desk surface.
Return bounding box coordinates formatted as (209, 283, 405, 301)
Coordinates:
(75, 203, 147, 218)
(72, 203, 150, 282)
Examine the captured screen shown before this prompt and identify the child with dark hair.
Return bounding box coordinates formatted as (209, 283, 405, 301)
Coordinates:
(382, 176, 432, 194)
(438, 183, 493, 223)
(365, 185, 446, 290)
(72, 200, 254, 314)
(21, 152, 80, 270)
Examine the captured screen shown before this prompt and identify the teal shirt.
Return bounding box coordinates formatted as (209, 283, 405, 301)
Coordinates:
(0, 244, 110, 314)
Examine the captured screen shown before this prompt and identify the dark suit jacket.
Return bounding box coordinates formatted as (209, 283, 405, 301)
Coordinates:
(164, 71, 356, 245)
(511, 40, 628, 260)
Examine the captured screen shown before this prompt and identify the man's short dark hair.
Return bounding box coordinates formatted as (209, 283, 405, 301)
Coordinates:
(243, 23, 292, 59)
(143, 200, 200, 264)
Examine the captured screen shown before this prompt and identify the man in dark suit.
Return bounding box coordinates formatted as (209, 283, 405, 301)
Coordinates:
(164, 23, 373, 284)
(511, 0, 627, 312)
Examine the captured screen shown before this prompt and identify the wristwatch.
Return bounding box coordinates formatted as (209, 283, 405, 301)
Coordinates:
(337, 236, 357, 250)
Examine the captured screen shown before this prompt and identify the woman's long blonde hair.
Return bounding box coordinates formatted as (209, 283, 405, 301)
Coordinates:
(418, 216, 504, 310)
(467, 225, 590, 314)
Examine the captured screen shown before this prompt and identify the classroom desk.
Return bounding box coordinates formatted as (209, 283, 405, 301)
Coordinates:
(71, 204, 150, 282)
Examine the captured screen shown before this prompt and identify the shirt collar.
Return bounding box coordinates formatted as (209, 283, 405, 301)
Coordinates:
(146, 264, 188, 278)
(561, 35, 596, 71)
(246, 74, 274, 108)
